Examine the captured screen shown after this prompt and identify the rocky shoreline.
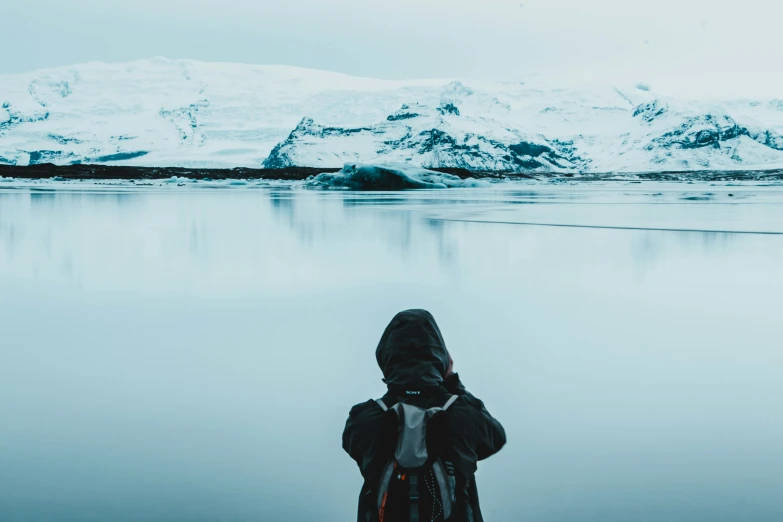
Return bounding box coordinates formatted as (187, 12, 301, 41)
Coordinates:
(0, 163, 782, 182)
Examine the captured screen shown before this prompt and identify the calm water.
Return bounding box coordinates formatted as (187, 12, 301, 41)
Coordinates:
(1, 181, 782, 522)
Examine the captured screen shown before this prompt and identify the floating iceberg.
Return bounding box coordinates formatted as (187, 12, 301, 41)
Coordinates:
(164, 175, 193, 183)
(304, 163, 489, 190)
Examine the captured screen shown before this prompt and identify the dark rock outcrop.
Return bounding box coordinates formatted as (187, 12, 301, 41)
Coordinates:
(387, 104, 421, 121)
(437, 103, 460, 116)
(633, 100, 668, 123)
(0, 102, 50, 133)
(654, 114, 749, 149)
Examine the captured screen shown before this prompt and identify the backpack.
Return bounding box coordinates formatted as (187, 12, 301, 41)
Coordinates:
(375, 395, 459, 522)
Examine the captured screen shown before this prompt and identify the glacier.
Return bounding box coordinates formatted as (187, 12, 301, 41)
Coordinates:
(1, 58, 783, 172)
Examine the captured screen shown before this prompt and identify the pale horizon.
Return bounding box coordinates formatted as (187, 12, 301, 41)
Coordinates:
(2, 0, 782, 99)
(3, 55, 783, 103)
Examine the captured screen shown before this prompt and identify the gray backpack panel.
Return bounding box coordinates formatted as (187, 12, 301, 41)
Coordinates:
(375, 395, 458, 522)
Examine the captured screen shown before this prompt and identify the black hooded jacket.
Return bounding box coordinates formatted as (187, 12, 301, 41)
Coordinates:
(343, 310, 506, 522)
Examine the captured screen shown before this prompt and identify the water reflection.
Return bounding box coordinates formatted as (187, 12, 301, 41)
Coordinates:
(1, 185, 782, 522)
(0, 185, 781, 295)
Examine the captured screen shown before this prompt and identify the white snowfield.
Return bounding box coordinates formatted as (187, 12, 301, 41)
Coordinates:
(1, 58, 783, 172)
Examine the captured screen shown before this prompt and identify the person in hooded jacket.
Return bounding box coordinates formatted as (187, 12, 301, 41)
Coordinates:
(343, 309, 506, 522)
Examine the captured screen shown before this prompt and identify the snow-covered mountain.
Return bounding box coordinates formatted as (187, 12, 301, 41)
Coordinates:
(1, 58, 782, 172)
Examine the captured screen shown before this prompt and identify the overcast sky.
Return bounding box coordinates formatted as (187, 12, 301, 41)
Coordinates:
(2, 0, 781, 98)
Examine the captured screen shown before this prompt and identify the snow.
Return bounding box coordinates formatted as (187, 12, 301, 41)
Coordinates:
(1, 58, 783, 172)
(303, 163, 490, 190)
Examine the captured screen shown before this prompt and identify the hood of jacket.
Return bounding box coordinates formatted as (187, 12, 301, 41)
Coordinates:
(375, 309, 450, 389)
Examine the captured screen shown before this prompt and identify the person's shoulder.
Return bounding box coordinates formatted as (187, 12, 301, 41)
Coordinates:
(449, 392, 486, 412)
(442, 374, 485, 409)
(348, 399, 382, 417)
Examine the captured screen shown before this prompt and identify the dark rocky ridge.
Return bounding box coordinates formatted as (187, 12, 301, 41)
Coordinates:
(0, 164, 340, 181)
(2, 163, 782, 182)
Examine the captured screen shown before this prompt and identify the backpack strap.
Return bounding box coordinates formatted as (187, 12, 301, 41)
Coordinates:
(375, 399, 388, 411)
(442, 394, 458, 411)
(408, 473, 419, 522)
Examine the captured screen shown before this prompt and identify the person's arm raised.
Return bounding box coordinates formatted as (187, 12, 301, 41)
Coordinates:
(443, 373, 507, 461)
